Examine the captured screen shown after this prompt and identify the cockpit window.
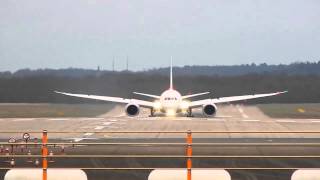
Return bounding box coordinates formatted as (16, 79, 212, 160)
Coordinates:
(165, 97, 177, 100)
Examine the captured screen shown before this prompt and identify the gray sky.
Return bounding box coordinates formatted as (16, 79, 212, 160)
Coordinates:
(1, 0, 320, 71)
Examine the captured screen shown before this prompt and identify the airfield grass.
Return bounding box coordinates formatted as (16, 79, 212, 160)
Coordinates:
(0, 103, 113, 118)
(257, 103, 320, 119)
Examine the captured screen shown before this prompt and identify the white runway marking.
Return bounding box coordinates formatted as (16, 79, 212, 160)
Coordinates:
(110, 119, 118, 122)
(46, 117, 108, 121)
(47, 118, 69, 121)
(207, 119, 226, 121)
(311, 120, 320, 123)
(276, 120, 296, 123)
(84, 133, 94, 136)
(116, 113, 126, 117)
(85, 118, 105, 120)
(236, 106, 249, 118)
(242, 119, 260, 122)
(73, 138, 85, 142)
(102, 122, 114, 126)
(65, 137, 99, 142)
(94, 126, 105, 130)
(12, 118, 35, 122)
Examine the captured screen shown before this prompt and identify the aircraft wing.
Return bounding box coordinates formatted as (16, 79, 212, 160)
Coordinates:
(189, 91, 287, 108)
(133, 92, 160, 99)
(54, 91, 154, 108)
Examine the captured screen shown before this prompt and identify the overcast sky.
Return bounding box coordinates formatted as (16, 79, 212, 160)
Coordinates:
(1, 0, 320, 71)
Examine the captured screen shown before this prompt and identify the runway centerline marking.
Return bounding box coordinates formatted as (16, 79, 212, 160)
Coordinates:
(311, 120, 320, 123)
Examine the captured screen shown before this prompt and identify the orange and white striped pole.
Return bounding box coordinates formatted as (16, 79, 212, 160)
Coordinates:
(186, 130, 192, 180)
(42, 130, 48, 180)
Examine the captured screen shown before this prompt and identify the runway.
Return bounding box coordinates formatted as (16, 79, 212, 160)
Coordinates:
(0, 104, 319, 139)
(1, 104, 320, 180)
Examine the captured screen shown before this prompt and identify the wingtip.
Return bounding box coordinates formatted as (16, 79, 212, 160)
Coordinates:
(278, 91, 288, 94)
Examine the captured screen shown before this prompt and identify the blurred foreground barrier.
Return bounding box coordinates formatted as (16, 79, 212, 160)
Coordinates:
(2, 130, 320, 180)
(148, 169, 231, 180)
(292, 169, 320, 180)
(4, 168, 87, 180)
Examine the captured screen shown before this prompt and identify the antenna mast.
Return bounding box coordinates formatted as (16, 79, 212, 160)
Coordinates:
(112, 56, 115, 72)
(126, 55, 129, 71)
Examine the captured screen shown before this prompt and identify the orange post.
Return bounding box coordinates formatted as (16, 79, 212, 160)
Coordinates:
(42, 130, 48, 180)
(186, 130, 192, 180)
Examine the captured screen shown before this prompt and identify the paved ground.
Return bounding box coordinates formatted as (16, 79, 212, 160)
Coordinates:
(0, 104, 320, 179)
(0, 104, 320, 139)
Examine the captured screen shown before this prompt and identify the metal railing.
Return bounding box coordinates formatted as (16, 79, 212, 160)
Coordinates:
(1, 130, 320, 180)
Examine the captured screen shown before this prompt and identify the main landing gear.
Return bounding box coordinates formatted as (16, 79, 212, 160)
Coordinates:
(187, 108, 193, 117)
(149, 108, 155, 117)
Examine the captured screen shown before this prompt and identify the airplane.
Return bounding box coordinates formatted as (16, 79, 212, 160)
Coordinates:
(55, 59, 287, 117)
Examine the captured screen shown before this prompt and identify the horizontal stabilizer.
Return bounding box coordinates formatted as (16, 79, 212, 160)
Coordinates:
(133, 92, 160, 99)
(182, 92, 210, 99)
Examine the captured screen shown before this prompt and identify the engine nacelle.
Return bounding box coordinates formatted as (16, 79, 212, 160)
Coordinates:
(202, 104, 217, 116)
(125, 104, 140, 116)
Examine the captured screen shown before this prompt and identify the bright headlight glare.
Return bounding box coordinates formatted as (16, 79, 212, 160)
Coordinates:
(166, 109, 176, 116)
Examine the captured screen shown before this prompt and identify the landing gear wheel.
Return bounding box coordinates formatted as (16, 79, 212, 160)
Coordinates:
(149, 108, 155, 117)
(187, 108, 193, 117)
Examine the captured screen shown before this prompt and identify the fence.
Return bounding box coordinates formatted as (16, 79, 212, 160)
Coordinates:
(1, 130, 320, 180)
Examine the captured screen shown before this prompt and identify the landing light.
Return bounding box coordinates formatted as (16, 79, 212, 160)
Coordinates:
(166, 109, 176, 117)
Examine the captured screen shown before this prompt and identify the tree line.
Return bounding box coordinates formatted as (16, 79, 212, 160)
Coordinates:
(0, 72, 319, 103)
(1, 61, 320, 78)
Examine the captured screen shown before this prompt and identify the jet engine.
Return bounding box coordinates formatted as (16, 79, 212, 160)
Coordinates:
(202, 104, 217, 116)
(125, 104, 140, 116)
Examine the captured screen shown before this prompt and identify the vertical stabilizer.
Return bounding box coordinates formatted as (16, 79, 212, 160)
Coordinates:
(170, 56, 173, 89)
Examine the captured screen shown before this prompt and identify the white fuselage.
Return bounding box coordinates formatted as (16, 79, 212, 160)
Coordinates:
(155, 89, 186, 115)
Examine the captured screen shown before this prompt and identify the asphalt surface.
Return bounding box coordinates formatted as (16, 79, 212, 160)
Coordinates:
(1, 105, 320, 180)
